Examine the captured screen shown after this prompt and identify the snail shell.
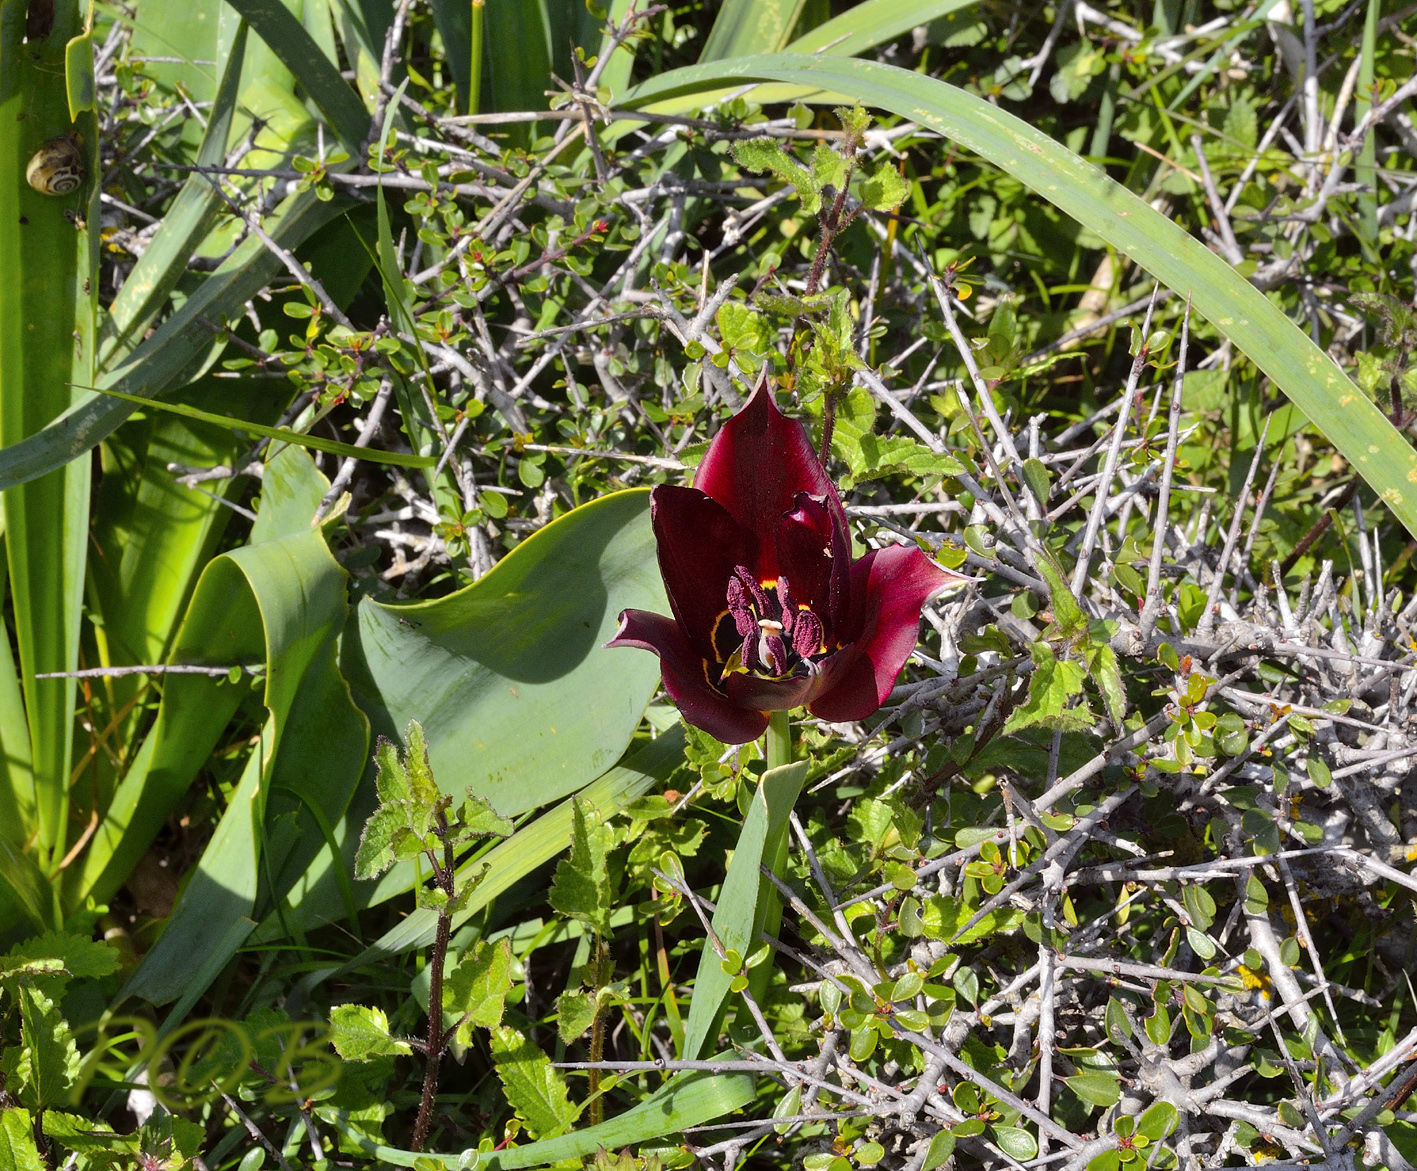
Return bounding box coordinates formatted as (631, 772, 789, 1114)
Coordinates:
(25, 134, 86, 196)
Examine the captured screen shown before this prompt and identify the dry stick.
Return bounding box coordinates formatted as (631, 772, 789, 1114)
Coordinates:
(925, 269, 1023, 472)
(1141, 305, 1190, 636)
(1192, 134, 1244, 264)
(1232, 457, 1283, 607)
(35, 664, 260, 679)
(1198, 414, 1271, 634)
(314, 377, 394, 523)
(1274, 854, 1345, 1046)
(196, 171, 354, 331)
(1069, 288, 1161, 598)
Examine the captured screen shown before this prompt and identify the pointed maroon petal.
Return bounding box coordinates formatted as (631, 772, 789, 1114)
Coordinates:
(694, 378, 845, 580)
(724, 668, 820, 713)
(808, 546, 958, 723)
(777, 491, 852, 640)
(651, 485, 752, 663)
(608, 609, 769, 744)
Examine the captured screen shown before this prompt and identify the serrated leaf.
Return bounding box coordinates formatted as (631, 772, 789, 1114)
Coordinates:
(490, 1025, 578, 1139)
(1003, 643, 1094, 735)
(811, 140, 848, 193)
(556, 989, 597, 1044)
(446, 938, 513, 1043)
(1083, 632, 1127, 726)
(1035, 556, 1087, 637)
(1, 933, 120, 1000)
(0, 1109, 45, 1171)
(857, 161, 909, 211)
(453, 792, 515, 842)
(329, 1004, 413, 1062)
(400, 720, 441, 808)
(9, 985, 79, 1112)
(730, 139, 821, 214)
(549, 798, 616, 936)
(354, 801, 417, 881)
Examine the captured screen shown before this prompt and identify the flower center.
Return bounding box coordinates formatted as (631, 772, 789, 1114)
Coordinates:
(711, 565, 826, 680)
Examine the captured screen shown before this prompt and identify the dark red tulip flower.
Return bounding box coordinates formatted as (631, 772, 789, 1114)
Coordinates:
(609, 380, 965, 744)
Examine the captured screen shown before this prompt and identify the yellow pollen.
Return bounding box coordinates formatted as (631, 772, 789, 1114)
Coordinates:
(760, 578, 777, 589)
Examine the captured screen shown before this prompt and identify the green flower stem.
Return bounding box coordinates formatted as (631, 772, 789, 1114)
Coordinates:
(766, 709, 793, 770)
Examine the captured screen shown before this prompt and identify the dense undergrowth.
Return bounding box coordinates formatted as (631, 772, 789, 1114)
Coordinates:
(2, 0, 1417, 1170)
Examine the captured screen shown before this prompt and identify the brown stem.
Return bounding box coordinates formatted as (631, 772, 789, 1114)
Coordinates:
(411, 816, 456, 1152)
(804, 163, 855, 298)
(820, 392, 837, 464)
(1278, 479, 1360, 576)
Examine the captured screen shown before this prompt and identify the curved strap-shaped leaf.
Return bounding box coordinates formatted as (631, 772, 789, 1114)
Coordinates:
(327, 1069, 756, 1168)
(107, 451, 369, 1006)
(278, 488, 668, 948)
(619, 54, 1417, 539)
(0, 189, 349, 494)
(342, 488, 667, 817)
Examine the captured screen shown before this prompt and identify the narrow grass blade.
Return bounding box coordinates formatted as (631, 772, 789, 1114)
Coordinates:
(785, 0, 979, 56)
(701, 0, 808, 60)
(223, 0, 371, 150)
(0, 188, 349, 493)
(100, 22, 249, 362)
(88, 385, 437, 468)
(620, 54, 1417, 540)
(326, 1069, 756, 1168)
(680, 761, 807, 1060)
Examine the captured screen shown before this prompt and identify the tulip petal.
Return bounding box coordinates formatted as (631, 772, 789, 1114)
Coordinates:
(777, 492, 851, 642)
(809, 546, 958, 723)
(651, 485, 752, 663)
(608, 609, 769, 744)
(694, 379, 846, 580)
(724, 668, 820, 713)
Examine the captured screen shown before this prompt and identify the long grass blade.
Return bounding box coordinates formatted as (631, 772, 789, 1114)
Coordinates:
(620, 54, 1417, 540)
(88, 386, 437, 467)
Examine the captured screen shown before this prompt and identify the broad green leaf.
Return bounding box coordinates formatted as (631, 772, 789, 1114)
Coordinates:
(549, 798, 616, 936)
(0, 1109, 44, 1171)
(621, 53, 1417, 542)
(339, 490, 665, 818)
(1067, 1071, 1122, 1108)
(681, 761, 807, 1060)
(490, 1025, 578, 1139)
(329, 1004, 413, 1061)
(445, 938, 513, 1042)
